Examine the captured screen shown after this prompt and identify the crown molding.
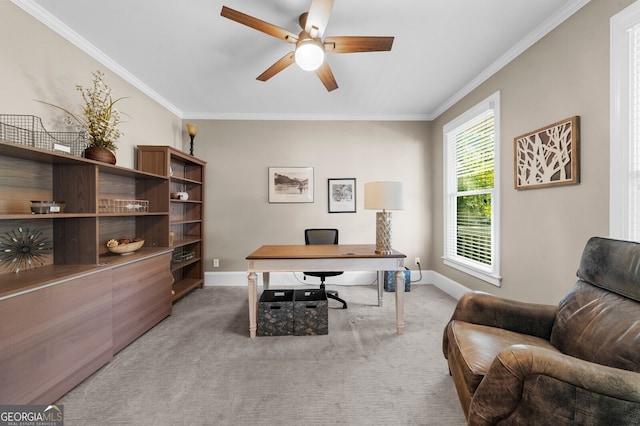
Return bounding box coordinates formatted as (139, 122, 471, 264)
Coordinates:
(12, 0, 590, 122)
(431, 0, 592, 120)
(182, 112, 433, 121)
(11, 0, 184, 118)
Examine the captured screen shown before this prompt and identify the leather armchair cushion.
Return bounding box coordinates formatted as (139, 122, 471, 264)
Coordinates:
(550, 281, 640, 373)
(577, 236, 640, 302)
(446, 320, 558, 397)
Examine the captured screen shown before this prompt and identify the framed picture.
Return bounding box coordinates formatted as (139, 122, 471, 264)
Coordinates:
(514, 116, 580, 190)
(268, 167, 314, 203)
(328, 178, 356, 213)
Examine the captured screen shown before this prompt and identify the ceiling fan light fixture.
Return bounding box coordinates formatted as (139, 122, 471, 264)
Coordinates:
(295, 37, 324, 71)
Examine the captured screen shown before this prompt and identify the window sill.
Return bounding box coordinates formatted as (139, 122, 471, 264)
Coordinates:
(443, 257, 501, 287)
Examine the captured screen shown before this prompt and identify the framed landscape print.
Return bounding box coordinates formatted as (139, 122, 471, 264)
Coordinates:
(328, 178, 356, 213)
(268, 167, 314, 203)
(514, 116, 580, 190)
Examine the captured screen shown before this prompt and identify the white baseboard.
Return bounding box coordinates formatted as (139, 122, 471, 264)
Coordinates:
(204, 269, 470, 300)
(427, 270, 471, 300)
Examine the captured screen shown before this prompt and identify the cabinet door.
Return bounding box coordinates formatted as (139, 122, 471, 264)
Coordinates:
(0, 269, 113, 404)
(112, 253, 173, 353)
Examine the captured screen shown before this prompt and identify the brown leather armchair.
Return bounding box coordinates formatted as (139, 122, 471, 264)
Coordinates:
(442, 237, 640, 425)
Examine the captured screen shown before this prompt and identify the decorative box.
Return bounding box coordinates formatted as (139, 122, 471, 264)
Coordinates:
(172, 251, 195, 263)
(257, 290, 294, 336)
(30, 201, 65, 214)
(384, 268, 411, 292)
(293, 289, 328, 336)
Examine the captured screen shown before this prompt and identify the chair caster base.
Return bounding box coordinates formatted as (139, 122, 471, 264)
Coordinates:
(326, 289, 348, 309)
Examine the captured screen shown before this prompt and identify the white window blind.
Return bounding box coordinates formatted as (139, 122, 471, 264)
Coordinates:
(443, 92, 501, 286)
(630, 22, 640, 240)
(611, 2, 640, 242)
(451, 112, 494, 265)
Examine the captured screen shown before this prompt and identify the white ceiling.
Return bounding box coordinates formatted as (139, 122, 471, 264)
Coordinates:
(16, 0, 589, 120)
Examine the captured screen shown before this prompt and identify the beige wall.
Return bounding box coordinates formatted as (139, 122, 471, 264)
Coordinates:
(430, 0, 635, 303)
(3, 0, 632, 303)
(1, 3, 182, 169)
(190, 120, 431, 271)
(1, 2, 430, 279)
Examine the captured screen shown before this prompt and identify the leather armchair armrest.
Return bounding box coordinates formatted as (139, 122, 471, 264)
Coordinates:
(449, 291, 556, 337)
(443, 291, 557, 359)
(468, 345, 640, 426)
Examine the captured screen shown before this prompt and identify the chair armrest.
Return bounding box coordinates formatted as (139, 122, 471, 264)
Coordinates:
(468, 345, 640, 426)
(449, 291, 557, 338)
(442, 291, 557, 359)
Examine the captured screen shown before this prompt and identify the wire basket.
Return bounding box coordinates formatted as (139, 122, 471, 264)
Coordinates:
(0, 114, 87, 157)
(98, 199, 149, 213)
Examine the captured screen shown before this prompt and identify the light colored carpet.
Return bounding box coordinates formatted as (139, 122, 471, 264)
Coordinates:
(57, 284, 466, 425)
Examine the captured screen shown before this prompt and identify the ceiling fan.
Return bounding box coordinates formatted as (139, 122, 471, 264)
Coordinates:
(220, 0, 394, 92)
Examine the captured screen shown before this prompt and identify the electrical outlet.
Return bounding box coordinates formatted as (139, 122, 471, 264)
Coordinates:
(414, 257, 421, 265)
(213, 259, 220, 268)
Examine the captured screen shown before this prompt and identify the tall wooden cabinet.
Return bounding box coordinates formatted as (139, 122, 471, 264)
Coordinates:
(137, 145, 206, 301)
(0, 139, 173, 404)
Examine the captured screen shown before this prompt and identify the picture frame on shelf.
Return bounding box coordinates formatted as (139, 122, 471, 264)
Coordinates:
(268, 167, 314, 203)
(514, 116, 580, 190)
(328, 178, 356, 213)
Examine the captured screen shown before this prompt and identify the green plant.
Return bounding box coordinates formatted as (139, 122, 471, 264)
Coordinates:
(39, 70, 128, 151)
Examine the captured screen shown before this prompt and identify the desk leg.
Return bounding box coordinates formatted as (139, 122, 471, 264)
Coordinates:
(248, 272, 258, 338)
(377, 270, 384, 307)
(395, 270, 405, 335)
(263, 271, 270, 291)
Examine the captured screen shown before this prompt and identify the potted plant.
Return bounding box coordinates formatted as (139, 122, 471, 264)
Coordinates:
(39, 70, 127, 164)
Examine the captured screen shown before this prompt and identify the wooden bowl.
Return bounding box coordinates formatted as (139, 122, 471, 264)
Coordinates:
(107, 240, 144, 255)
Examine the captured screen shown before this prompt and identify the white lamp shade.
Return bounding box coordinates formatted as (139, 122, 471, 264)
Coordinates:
(364, 181, 404, 210)
(295, 38, 325, 71)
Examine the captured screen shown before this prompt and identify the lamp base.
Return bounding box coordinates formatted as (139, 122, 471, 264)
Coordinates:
(375, 211, 393, 254)
(375, 249, 394, 255)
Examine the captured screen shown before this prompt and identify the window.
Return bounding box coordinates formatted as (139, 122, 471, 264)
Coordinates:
(443, 92, 501, 285)
(611, 2, 640, 241)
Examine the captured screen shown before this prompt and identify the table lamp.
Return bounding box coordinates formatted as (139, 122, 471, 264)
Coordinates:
(364, 181, 404, 254)
(186, 124, 198, 156)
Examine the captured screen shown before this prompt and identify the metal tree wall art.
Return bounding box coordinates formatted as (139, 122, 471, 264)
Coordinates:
(0, 227, 52, 273)
(514, 116, 580, 189)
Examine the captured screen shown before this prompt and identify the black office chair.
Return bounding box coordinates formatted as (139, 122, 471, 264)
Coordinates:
(303, 228, 348, 309)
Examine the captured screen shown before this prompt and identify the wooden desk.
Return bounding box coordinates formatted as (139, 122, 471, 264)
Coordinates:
(246, 244, 406, 338)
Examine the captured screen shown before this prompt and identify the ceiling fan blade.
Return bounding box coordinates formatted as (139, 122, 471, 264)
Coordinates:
(221, 6, 298, 43)
(324, 36, 394, 53)
(305, 0, 334, 38)
(315, 61, 338, 92)
(256, 51, 296, 82)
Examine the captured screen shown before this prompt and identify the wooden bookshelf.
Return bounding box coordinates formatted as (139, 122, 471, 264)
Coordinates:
(137, 145, 206, 301)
